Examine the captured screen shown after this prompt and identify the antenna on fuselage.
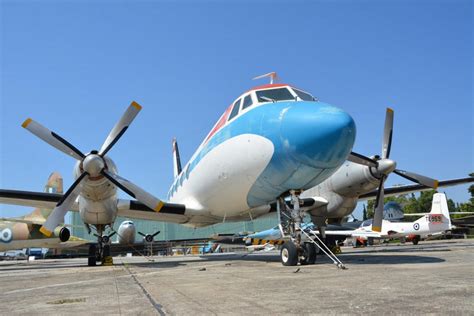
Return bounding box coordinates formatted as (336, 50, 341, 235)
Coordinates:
(253, 72, 279, 84)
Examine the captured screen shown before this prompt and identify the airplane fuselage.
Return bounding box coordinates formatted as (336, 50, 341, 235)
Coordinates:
(167, 85, 356, 224)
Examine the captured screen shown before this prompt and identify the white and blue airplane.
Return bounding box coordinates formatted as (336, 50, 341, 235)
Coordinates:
(0, 73, 456, 265)
(1, 73, 363, 265)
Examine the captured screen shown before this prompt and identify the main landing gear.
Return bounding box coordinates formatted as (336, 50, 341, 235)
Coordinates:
(87, 224, 114, 266)
(277, 191, 346, 269)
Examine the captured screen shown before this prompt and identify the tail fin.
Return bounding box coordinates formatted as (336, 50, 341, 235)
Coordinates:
(416, 193, 452, 230)
(23, 172, 63, 222)
(44, 172, 63, 194)
(172, 138, 182, 178)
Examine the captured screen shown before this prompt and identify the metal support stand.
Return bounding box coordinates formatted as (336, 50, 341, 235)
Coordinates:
(301, 226, 347, 269)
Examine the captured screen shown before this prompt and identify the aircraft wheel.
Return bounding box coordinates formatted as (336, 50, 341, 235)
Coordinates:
(280, 241, 298, 266)
(412, 236, 420, 245)
(88, 244, 97, 266)
(368, 237, 374, 246)
(301, 242, 317, 265)
(103, 244, 111, 257)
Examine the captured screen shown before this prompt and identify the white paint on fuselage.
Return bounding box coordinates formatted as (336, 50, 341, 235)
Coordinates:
(170, 134, 274, 218)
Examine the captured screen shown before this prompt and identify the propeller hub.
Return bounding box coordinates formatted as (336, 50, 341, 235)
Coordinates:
(376, 159, 397, 175)
(82, 154, 105, 177)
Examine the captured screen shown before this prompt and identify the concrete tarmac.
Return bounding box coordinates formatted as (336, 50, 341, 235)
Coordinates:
(0, 239, 472, 315)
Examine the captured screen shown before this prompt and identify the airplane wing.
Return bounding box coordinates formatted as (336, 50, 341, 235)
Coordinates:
(0, 189, 67, 210)
(358, 177, 474, 201)
(0, 217, 45, 225)
(117, 199, 189, 224)
(0, 189, 190, 224)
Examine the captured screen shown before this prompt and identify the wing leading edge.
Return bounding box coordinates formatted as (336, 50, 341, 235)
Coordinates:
(0, 189, 189, 224)
(359, 176, 474, 201)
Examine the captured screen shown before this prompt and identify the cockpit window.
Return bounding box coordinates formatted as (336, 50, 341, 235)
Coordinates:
(293, 88, 315, 101)
(242, 95, 253, 110)
(228, 98, 241, 121)
(362, 219, 373, 227)
(256, 88, 294, 103)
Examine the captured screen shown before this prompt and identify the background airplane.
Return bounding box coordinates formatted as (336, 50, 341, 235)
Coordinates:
(340, 193, 452, 245)
(0, 172, 87, 252)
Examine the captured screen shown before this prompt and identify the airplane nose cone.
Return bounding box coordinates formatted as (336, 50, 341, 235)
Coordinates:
(280, 102, 356, 168)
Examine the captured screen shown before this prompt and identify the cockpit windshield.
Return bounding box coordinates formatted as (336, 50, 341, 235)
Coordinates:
(361, 219, 373, 227)
(292, 88, 315, 101)
(256, 88, 294, 103)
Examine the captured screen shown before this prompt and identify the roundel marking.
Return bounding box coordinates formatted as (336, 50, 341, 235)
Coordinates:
(0, 228, 13, 243)
(413, 223, 420, 231)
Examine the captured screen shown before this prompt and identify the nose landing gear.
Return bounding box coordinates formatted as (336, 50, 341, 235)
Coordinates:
(87, 225, 114, 266)
(277, 191, 346, 269)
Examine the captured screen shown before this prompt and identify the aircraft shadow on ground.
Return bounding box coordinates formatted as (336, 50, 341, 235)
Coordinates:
(328, 254, 445, 265)
(126, 250, 445, 268)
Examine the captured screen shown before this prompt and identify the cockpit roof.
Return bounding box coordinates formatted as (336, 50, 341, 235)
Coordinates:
(247, 83, 290, 92)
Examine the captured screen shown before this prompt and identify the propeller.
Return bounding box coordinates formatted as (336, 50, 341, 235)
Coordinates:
(139, 230, 161, 243)
(348, 108, 438, 232)
(23, 101, 166, 236)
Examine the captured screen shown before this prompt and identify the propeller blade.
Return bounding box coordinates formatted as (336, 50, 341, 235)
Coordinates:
(102, 170, 164, 212)
(382, 108, 394, 159)
(152, 230, 161, 237)
(99, 101, 142, 156)
(40, 172, 88, 236)
(138, 232, 146, 237)
(108, 231, 117, 238)
(394, 169, 439, 189)
(372, 176, 385, 232)
(348, 152, 378, 168)
(22, 119, 85, 160)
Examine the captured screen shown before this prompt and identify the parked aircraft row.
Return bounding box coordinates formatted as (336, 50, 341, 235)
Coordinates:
(0, 72, 472, 266)
(247, 193, 453, 249)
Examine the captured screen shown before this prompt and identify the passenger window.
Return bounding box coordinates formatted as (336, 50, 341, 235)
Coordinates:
(242, 95, 253, 110)
(228, 99, 241, 121)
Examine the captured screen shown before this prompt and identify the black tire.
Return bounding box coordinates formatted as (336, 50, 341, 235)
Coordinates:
(412, 236, 420, 245)
(280, 241, 298, 266)
(88, 244, 97, 266)
(301, 242, 317, 265)
(103, 244, 111, 257)
(368, 237, 374, 246)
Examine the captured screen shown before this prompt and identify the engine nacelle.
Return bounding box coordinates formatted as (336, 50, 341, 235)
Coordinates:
(54, 227, 70, 242)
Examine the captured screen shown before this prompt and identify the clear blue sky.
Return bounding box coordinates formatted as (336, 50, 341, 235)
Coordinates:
(1, 0, 472, 220)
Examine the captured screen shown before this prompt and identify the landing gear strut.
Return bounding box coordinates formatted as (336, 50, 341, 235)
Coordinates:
(277, 190, 312, 266)
(277, 191, 346, 268)
(87, 225, 113, 266)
